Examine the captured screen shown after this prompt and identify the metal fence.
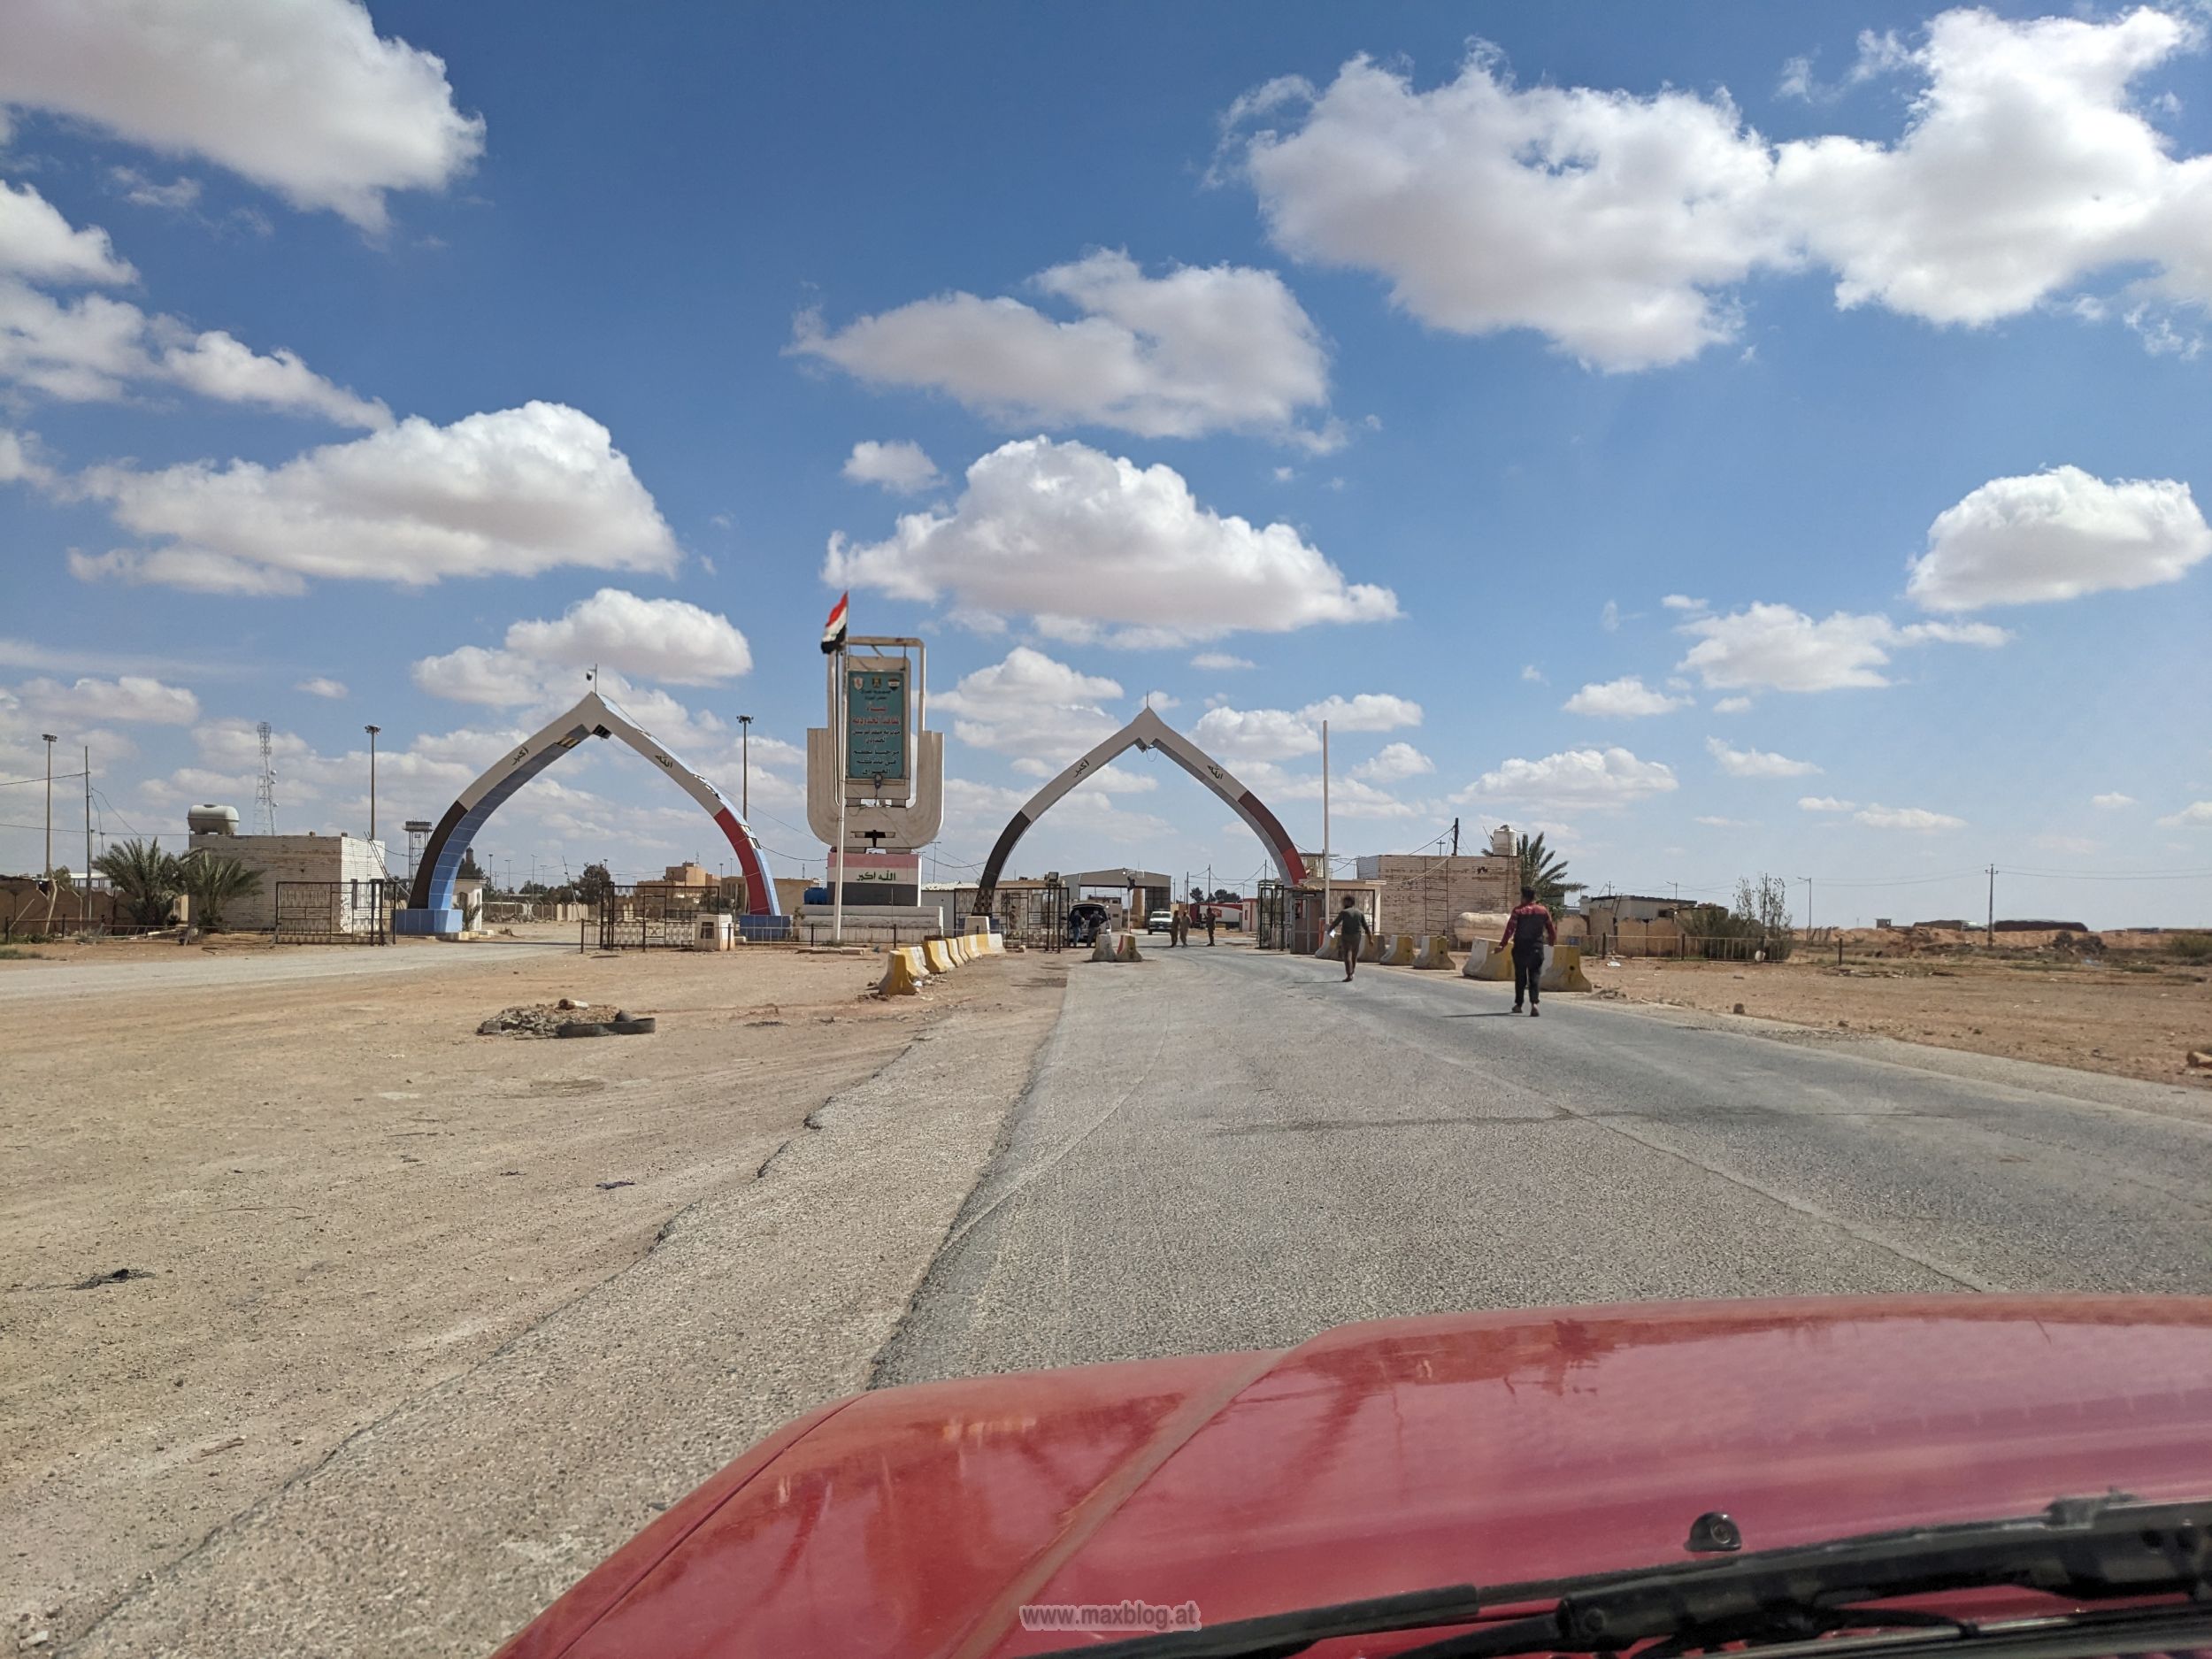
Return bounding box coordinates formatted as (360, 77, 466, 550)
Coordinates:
(595, 885, 793, 949)
(273, 879, 393, 945)
(1578, 931, 1795, 962)
(992, 883, 1069, 950)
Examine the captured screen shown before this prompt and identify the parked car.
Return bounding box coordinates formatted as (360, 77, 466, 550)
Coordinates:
(492, 1294, 2212, 1659)
(1146, 909, 1173, 933)
(1065, 902, 1110, 945)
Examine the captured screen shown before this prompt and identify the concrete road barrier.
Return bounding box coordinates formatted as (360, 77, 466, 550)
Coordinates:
(923, 938, 958, 974)
(1089, 932, 1121, 963)
(1378, 934, 1415, 966)
(1544, 946, 1592, 992)
(1117, 932, 1144, 963)
(1412, 934, 1455, 970)
(1313, 928, 1339, 959)
(1462, 941, 1589, 990)
(876, 947, 930, 997)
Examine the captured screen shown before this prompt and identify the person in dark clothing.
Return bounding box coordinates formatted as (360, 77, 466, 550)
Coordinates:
(1203, 903, 1217, 945)
(1333, 895, 1368, 981)
(1497, 885, 1557, 1016)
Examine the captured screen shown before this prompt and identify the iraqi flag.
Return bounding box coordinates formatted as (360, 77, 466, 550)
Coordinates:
(821, 592, 849, 655)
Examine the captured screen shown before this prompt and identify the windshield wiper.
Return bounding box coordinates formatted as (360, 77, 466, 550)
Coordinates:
(1040, 1493, 2212, 1659)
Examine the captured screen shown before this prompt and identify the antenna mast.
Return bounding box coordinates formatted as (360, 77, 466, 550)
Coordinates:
(255, 721, 278, 835)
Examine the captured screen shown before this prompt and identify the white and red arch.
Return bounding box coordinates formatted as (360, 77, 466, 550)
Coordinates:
(972, 706, 1306, 917)
(396, 688, 777, 934)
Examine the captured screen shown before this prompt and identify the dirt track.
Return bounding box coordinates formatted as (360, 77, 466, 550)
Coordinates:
(1, 935, 1062, 1652)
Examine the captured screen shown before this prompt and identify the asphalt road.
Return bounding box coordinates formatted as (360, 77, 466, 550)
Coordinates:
(878, 943, 2212, 1384)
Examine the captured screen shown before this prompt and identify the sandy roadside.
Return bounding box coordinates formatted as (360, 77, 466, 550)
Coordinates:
(1582, 954, 2212, 1087)
(3, 938, 1064, 1653)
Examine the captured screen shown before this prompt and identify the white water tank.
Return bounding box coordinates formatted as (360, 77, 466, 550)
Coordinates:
(188, 803, 240, 835)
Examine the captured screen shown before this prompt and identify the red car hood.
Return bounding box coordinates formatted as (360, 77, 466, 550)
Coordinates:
(495, 1295, 2212, 1659)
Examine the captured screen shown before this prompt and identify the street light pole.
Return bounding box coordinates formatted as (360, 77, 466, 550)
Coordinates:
(1799, 876, 1812, 934)
(364, 725, 380, 842)
(41, 733, 56, 884)
(737, 714, 752, 817)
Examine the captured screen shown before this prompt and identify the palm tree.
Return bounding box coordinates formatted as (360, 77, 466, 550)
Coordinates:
(1517, 832, 1584, 909)
(95, 838, 183, 928)
(177, 851, 263, 933)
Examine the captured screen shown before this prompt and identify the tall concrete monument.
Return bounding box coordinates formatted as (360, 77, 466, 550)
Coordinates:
(803, 602, 944, 940)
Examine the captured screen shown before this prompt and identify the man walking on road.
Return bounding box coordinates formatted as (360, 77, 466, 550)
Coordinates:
(1498, 885, 1557, 1016)
(1203, 902, 1217, 946)
(1332, 895, 1368, 982)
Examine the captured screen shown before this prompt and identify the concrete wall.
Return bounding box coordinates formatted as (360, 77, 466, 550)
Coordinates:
(185, 833, 388, 931)
(1351, 854, 1516, 939)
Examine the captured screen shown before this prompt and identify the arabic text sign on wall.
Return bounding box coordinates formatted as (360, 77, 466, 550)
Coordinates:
(845, 668, 909, 782)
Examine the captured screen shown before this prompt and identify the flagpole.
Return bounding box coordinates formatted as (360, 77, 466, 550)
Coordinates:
(832, 641, 849, 946)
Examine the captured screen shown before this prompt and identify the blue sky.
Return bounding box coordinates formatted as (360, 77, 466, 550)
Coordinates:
(2, 0, 2208, 926)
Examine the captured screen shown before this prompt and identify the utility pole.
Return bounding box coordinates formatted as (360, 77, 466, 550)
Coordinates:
(84, 744, 92, 922)
(737, 714, 752, 817)
(364, 725, 380, 842)
(831, 649, 848, 945)
(1320, 719, 1332, 923)
(1986, 864, 1997, 948)
(1451, 816, 1460, 857)
(41, 733, 56, 885)
(1798, 875, 1812, 934)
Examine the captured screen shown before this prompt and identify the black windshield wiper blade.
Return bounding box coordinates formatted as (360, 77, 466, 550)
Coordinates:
(1039, 1494, 2212, 1659)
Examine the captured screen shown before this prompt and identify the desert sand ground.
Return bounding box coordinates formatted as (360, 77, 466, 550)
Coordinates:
(1, 933, 1064, 1652)
(1585, 950, 2212, 1087)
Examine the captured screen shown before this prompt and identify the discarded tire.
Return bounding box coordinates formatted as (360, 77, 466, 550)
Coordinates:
(610, 1016, 657, 1035)
(556, 1021, 612, 1038)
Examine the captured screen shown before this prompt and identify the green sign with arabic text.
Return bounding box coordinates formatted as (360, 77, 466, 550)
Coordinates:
(845, 667, 909, 782)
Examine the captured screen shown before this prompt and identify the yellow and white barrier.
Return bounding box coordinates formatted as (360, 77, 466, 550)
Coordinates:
(1463, 941, 1591, 991)
(876, 945, 931, 997)
(1376, 934, 1415, 966)
(1090, 931, 1121, 962)
(1412, 934, 1455, 970)
(1117, 931, 1144, 962)
(1313, 928, 1339, 959)
(1361, 932, 1383, 963)
(923, 937, 959, 974)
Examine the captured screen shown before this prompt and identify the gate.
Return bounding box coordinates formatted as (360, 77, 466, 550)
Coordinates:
(992, 879, 1069, 950)
(597, 883, 703, 950)
(273, 879, 392, 944)
(1256, 880, 1290, 949)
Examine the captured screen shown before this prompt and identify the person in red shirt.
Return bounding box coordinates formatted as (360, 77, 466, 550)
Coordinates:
(1497, 885, 1557, 1017)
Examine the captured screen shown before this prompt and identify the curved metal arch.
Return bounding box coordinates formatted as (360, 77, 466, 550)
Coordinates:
(403, 688, 778, 923)
(972, 707, 1306, 916)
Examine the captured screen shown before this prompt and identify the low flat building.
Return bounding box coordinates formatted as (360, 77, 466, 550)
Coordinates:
(184, 830, 388, 933)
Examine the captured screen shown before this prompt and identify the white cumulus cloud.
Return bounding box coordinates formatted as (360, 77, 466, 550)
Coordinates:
(1190, 705, 1322, 763)
(1909, 465, 2212, 611)
(933, 646, 1124, 762)
(1706, 735, 1820, 778)
(1677, 602, 2006, 692)
(2092, 792, 2137, 810)
(1233, 51, 1786, 370)
(841, 439, 941, 494)
(1855, 803, 1966, 832)
(1297, 692, 1421, 731)
(1454, 747, 1678, 811)
(1563, 676, 1691, 718)
(295, 677, 349, 700)
(73, 403, 677, 593)
(792, 250, 1335, 447)
(1227, 10, 2212, 368)
(2155, 801, 2212, 828)
(412, 589, 750, 706)
(7, 672, 199, 725)
(1191, 651, 1256, 672)
(0, 0, 485, 229)
(824, 436, 1396, 645)
(0, 180, 134, 284)
(1799, 795, 1857, 812)
(1353, 741, 1433, 782)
